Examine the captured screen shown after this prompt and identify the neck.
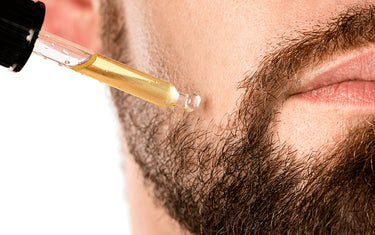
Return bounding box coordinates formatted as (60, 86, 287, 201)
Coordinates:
(125, 154, 187, 235)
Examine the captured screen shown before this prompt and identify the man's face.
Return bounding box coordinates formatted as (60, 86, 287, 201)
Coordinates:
(102, 0, 375, 233)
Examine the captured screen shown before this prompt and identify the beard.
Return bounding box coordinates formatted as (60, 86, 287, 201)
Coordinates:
(101, 2, 375, 234)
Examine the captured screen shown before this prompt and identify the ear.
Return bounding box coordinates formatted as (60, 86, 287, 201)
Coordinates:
(42, 0, 101, 52)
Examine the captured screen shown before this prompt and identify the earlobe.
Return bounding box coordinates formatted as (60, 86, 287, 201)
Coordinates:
(42, 0, 101, 52)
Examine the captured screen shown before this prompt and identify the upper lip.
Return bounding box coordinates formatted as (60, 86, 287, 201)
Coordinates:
(296, 46, 375, 94)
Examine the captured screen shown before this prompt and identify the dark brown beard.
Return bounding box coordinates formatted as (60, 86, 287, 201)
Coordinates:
(100, 2, 375, 234)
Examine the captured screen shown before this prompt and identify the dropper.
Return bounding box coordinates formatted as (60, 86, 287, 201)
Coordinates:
(0, 0, 201, 112)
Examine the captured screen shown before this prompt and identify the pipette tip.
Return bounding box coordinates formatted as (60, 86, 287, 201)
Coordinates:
(176, 93, 201, 112)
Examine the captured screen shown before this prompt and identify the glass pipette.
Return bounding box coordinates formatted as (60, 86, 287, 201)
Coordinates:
(0, 0, 201, 112)
(33, 30, 201, 112)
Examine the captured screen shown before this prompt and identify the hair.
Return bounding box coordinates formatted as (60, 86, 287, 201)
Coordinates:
(99, 2, 375, 234)
(99, 0, 164, 154)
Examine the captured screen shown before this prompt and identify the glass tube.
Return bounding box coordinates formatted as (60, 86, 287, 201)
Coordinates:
(33, 30, 201, 111)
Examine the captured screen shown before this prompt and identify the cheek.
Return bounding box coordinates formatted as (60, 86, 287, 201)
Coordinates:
(123, 0, 374, 128)
(141, 1, 351, 124)
(140, 2, 273, 124)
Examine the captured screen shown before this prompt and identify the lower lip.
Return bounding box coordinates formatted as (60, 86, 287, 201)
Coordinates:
(294, 81, 375, 108)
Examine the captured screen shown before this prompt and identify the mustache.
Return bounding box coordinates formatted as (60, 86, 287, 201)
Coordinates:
(239, 6, 375, 126)
(236, 5, 375, 141)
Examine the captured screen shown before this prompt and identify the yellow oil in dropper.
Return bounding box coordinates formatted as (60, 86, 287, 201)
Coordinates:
(72, 54, 185, 109)
(33, 31, 201, 112)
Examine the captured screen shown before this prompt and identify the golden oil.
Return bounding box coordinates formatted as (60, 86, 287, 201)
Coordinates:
(71, 53, 180, 107)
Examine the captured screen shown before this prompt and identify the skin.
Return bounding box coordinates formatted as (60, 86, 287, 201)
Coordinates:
(120, 0, 375, 155)
(45, 0, 375, 234)
(116, 2, 375, 233)
(42, 0, 100, 51)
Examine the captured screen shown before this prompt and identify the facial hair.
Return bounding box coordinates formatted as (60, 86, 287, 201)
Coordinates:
(101, 2, 375, 234)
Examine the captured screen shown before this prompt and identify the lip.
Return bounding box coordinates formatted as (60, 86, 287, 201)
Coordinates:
(292, 47, 375, 109)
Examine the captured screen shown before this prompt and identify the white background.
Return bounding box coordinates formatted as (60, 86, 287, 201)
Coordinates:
(0, 54, 131, 234)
